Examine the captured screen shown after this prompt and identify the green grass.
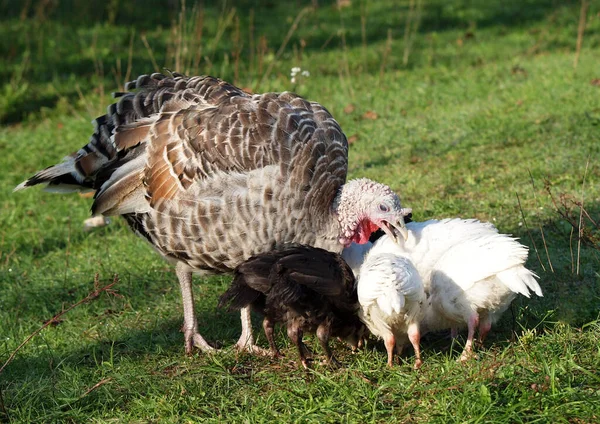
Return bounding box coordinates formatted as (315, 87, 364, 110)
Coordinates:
(1, 0, 600, 422)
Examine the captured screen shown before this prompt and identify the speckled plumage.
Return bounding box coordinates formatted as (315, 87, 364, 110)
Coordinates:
(16, 73, 410, 353)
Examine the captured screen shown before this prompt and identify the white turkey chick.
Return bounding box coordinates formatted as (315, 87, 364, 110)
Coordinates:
(357, 248, 426, 369)
(341, 241, 372, 278)
(369, 218, 543, 361)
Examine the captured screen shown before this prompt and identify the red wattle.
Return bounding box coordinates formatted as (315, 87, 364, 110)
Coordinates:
(352, 219, 379, 245)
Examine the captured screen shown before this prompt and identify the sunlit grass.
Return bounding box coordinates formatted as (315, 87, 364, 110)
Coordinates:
(1, 0, 599, 422)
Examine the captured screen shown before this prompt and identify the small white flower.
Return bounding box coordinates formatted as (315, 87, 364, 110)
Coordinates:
(518, 222, 523, 227)
(291, 77, 296, 84)
(291, 67, 301, 74)
(301, 70, 310, 77)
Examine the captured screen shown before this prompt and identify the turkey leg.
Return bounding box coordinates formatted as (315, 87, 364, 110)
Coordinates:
(176, 262, 215, 354)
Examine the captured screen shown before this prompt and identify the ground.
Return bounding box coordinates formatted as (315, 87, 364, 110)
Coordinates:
(1, 0, 599, 422)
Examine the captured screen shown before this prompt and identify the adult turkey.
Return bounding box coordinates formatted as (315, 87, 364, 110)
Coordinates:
(15, 73, 412, 354)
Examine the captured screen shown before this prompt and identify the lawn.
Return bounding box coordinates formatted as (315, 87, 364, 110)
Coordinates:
(1, 0, 599, 422)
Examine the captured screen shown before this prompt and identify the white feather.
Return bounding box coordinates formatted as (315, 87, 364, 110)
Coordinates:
(357, 249, 425, 343)
(349, 217, 543, 360)
(341, 241, 373, 277)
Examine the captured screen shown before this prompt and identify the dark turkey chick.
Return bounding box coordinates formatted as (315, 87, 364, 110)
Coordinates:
(219, 245, 365, 368)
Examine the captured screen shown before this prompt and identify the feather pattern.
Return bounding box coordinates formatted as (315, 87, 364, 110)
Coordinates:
(15, 73, 410, 354)
(219, 246, 365, 367)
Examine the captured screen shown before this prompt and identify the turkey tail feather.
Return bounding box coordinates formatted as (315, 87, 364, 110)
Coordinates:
(218, 275, 263, 311)
(14, 113, 119, 192)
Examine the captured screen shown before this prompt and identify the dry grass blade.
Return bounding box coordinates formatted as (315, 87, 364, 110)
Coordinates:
(527, 170, 554, 272)
(403, 0, 423, 66)
(124, 29, 135, 87)
(539, 226, 554, 272)
(74, 83, 96, 119)
(570, 226, 575, 274)
(0, 386, 6, 421)
(379, 29, 393, 85)
(573, 0, 589, 69)
(141, 34, 161, 73)
(338, 12, 354, 100)
(255, 6, 311, 91)
(576, 158, 591, 274)
(205, 7, 236, 73)
(0, 274, 120, 376)
(516, 192, 546, 271)
(545, 174, 599, 255)
(233, 15, 241, 85)
(79, 378, 113, 400)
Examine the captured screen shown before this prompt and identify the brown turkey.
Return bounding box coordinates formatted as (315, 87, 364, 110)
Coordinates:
(219, 245, 366, 368)
(15, 73, 412, 354)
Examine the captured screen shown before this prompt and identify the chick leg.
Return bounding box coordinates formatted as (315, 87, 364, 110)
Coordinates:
(262, 316, 281, 358)
(316, 321, 340, 367)
(407, 323, 423, 369)
(460, 313, 479, 362)
(287, 322, 308, 369)
(176, 262, 215, 354)
(384, 332, 396, 367)
(450, 327, 459, 339)
(478, 314, 492, 346)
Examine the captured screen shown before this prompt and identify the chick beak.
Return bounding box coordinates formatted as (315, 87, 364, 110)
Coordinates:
(395, 222, 409, 242)
(381, 216, 409, 243)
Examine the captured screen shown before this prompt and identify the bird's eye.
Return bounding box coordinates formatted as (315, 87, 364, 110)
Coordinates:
(378, 203, 389, 213)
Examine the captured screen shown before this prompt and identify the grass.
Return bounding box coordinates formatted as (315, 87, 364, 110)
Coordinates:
(1, 0, 600, 422)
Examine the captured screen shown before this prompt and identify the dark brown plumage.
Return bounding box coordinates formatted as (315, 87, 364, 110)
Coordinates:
(219, 245, 365, 368)
(15, 73, 410, 354)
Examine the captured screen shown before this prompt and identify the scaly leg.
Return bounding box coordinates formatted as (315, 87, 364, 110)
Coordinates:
(478, 315, 492, 346)
(236, 306, 271, 355)
(262, 316, 281, 358)
(287, 322, 308, 369)
(317, 321, 340, 367)
(450, 327, 459, 339)
(460, 313, 479, 362)
(384, 332, 396, 367)
(176, 262, 215, 354)
(407, 323, 423, 369)
(235, 306, 254, 349)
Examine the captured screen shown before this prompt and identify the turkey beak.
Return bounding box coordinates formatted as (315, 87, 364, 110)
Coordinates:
(393, 218, 409, 243)
(381, 216, 409, 244)
(387, 207, 412, 243)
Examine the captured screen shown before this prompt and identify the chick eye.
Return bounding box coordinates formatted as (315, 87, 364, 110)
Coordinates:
(378, 203, 390, 212)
